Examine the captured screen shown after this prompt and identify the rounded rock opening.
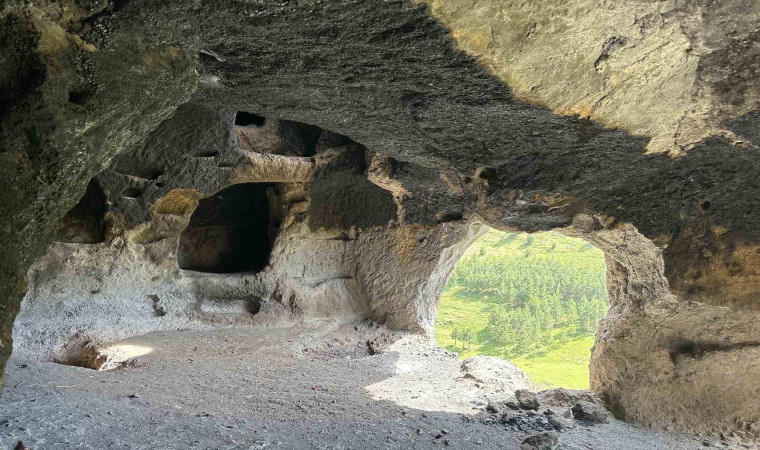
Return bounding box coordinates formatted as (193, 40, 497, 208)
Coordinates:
(177, 183, 279, 274)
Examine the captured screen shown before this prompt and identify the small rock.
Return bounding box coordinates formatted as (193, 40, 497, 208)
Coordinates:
(500, 411, 553, 433)
(521, 432, 559, 449)
(128, 393, 140, 399)
(515, 390, 540, 410)
(537, 388, 603, 409)
(500, 410, 518, 424)
(477, 438, 484, 445)
(571, 401, 610, 423)
(486, 401, 499, 413)
(547, 413, 575, 431)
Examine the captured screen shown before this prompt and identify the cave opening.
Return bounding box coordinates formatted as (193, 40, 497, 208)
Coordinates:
(177, 182, 279, 273)
(435, 228, 609, 390)
(234, 111, 267, 127)
(55, 179, 108, 244)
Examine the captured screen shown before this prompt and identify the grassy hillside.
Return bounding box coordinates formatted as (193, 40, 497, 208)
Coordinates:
(511, 336, 596, 389)
(434, 229, 607, 389)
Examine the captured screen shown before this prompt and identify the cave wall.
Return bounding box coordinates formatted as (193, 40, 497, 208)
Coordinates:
(565, 217, 760, 442)
(0, 0, 197, 389)
(1, 0, 760, 444)
(12, 111, 475, 365)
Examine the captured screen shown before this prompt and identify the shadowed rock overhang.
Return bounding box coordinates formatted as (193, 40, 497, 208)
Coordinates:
(1, 0, 759, 444)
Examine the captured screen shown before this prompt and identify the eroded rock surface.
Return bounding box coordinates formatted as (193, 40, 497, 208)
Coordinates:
(416, 0, 760, 155)
(13, 115, 478, 363)
(1, 0, 759, 445)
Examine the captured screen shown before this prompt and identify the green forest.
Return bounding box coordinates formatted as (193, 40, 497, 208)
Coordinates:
(434, 229, 609, 389)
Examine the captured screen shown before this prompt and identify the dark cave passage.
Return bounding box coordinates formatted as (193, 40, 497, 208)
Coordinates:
(234, 111, 266, 127)
(177, 183, 276, 273)
(55, 179, 108, 244)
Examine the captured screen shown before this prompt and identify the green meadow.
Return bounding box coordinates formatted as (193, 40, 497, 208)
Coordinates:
(434, 229, 608, 389)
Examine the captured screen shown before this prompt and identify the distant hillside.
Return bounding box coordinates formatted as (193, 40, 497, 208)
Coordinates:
(435, 229, 608, 389)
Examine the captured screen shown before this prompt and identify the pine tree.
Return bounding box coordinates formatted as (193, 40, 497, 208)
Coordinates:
(451, 328, 461, 348)
(464, 329, 476, 349)
(440, 230, 609, 360)
(568, 300, 579, 331)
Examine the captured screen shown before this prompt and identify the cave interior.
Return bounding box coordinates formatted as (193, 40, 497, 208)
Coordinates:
(1, 1, 760, 448)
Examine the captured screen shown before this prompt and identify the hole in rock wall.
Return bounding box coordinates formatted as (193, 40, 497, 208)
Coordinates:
(194, 149, 220, 158)
(435, 228, 609, 390)
(112, 155, 164, 181)
(199, 298, 261, 316)
(55, 179, 108, 244)
(120, 186, 143, 198)
(177, 183, 279, 273)
(235, 112, 322, 157)
(435, 210, 464, 223)
(277, 120, 321, 157)
(235, 111, 266, 127)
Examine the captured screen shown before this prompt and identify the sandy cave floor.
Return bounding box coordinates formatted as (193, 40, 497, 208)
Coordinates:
(0, 323, 716, 449)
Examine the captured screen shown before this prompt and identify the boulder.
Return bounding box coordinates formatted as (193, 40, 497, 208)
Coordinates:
(572, 401, 610, 424)
(536, 389, 603, 409)
(460, 356, 537, 393)
(521, 432, 559, 450)
(545, 410, 575, 431)
(515, 389, 540, 410)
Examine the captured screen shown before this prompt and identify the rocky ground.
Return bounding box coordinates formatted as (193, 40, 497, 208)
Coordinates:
(0, 323, 727, 449)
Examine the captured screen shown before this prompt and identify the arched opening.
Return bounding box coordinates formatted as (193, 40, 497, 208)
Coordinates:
(435, 227, 609, 389)
(177, 183, 279, 273)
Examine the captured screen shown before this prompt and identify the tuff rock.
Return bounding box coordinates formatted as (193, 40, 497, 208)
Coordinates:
(1, 0, 759, 444)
